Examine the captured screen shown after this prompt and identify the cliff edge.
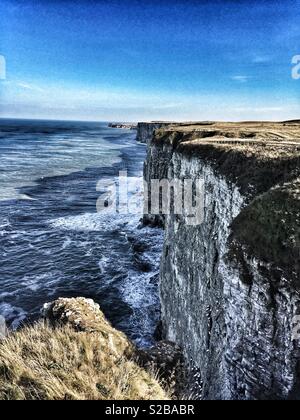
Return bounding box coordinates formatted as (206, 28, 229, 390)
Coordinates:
(0, 298, 168, 400)
(144, 121, 300, 400)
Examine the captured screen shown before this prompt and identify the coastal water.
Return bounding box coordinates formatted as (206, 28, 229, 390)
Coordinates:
(0, 119, 163, 347)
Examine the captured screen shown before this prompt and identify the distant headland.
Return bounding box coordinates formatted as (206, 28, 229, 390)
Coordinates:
(108, 122, 137, 130)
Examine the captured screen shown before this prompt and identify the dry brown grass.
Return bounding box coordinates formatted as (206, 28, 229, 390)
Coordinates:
(163, 121, 300, 142)
(0, 322, 168, 400)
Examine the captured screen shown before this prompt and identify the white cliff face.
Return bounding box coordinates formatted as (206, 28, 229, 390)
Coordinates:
(144, 138, 300, 400)
(221, 257, 300, 400)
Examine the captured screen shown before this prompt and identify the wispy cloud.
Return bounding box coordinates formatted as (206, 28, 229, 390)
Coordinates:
(16, 82, 44, 92)
(252, 55, 272, 64)
(235, 106, 284, 113)
(1, 77, 299, 122)
(231, 75, 250, 83)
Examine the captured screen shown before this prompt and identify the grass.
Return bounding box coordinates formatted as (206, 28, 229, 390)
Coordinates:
(229, 179, 300, 287)
(152, 124, 300, 197)
(0, 321, 168, 400)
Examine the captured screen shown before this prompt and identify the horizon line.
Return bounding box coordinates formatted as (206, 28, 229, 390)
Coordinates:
(0, 116, 297, 124)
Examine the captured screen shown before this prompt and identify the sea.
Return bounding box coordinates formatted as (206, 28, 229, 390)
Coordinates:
(0, 119, 163, 348)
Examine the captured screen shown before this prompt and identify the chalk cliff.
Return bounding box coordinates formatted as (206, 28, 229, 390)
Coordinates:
(144, 121, 300, 400)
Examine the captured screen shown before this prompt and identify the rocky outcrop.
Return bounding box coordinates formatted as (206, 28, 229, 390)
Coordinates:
(42, 297, 132, 339)
(108, 123, 137, 130)
(143, 121, 300, 400)
(43, 298, 186, 397)
(0, 298, 168, 400)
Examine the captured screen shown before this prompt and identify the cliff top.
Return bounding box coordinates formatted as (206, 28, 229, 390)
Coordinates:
(154, 120, 300, 144)
(153, 121, 300, 196)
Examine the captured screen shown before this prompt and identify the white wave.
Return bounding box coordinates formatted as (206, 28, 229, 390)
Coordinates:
(0, 218, 11, 229)
(21, 272, 61, 292)
(49, 211, 139, 232)
(18, 194, 37, 201)
(62, 236, 72, 249)
(97, 255, 111, 274)
(0, 133, 124, 201)
(0, 290, 18, 299)
(119, 271, 159, 309)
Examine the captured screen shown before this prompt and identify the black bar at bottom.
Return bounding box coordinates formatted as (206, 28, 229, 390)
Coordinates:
(100, 401, 198, 417)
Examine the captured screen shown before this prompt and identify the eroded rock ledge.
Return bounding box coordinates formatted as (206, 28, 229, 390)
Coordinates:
(144, 121, 300, 400)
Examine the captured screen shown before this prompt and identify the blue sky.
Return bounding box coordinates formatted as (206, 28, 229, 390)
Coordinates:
(0, 0, 299, 121)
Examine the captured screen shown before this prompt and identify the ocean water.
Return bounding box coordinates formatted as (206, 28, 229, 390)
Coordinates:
(0, 119, 163, 347)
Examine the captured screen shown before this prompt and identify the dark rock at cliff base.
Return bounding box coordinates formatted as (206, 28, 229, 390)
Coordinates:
(137, 340, 185, 395)
(153, 320, 164, 341)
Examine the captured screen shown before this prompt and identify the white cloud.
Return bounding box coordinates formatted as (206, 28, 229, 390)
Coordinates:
(16, 82, 45, 92)
(235, 106, 284, 113)
(231, 75, 250, 83)
(252, 55, 272, 64)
